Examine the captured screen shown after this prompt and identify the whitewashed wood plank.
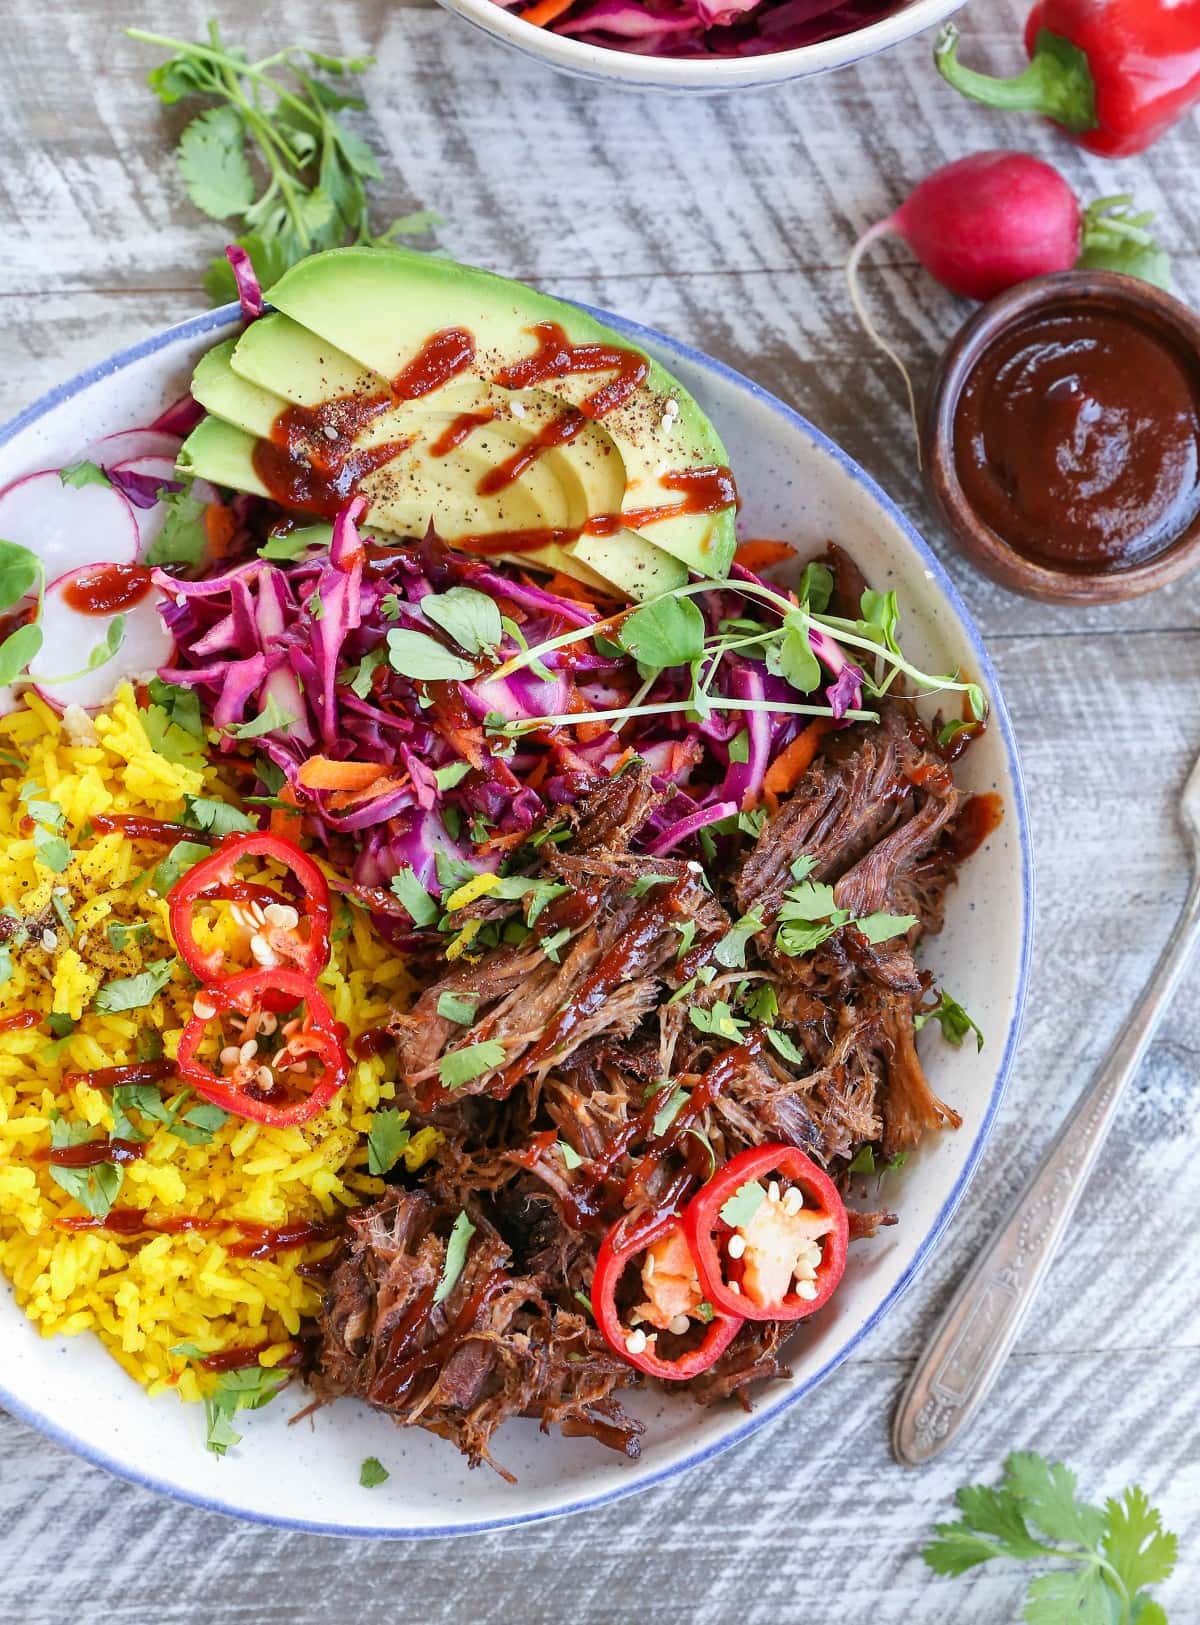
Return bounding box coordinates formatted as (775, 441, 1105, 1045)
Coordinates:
(1, 1348, 1195, 1623)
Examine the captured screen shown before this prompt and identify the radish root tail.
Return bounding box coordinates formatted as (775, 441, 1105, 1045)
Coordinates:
(845, 218, 922, 469)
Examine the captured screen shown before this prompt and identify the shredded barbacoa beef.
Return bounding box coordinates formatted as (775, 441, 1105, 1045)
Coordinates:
(316, 666, 980, 1471)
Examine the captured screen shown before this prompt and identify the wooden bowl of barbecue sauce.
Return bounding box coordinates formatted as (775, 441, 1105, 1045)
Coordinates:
(924, 272, 1200, 602)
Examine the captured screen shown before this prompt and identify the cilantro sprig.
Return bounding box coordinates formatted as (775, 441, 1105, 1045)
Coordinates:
(923, 1452, 1177, 1624)
(127, 21, 441, 303)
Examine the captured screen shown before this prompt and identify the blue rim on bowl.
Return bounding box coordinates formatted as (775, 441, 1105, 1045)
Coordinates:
(0, 300, 1033, 1537)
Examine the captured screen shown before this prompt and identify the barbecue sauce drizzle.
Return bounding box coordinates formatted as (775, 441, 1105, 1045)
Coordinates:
(249, 317, 736, 544)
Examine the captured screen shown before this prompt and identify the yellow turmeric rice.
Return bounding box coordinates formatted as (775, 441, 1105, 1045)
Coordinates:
(0, 685, 424, 1404)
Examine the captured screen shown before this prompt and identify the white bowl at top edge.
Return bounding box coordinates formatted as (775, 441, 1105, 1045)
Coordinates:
(0, 296, 1031, 1537)
(430, 0, 967, 92)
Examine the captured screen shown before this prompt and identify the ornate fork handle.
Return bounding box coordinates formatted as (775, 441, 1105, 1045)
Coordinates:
(893, 877, 1200, 1466)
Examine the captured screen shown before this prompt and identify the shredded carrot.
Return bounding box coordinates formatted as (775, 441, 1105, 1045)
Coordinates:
(269, 785, 303, 841)
(540, 570, 610, 609)
(326, 773, 408, 811)
(297, 757, 390, 792)
(520, 0, 576, 27)
(734, 539, 795, 573)
(204, 502, 238, 559)
(762, 720, 831, 797)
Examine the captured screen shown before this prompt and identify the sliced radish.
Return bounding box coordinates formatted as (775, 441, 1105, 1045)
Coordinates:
(84, 428, 183, 466)
(109, 457, 220, 559)
(0, 471, 138, 579)
(28, 568, 173, 712)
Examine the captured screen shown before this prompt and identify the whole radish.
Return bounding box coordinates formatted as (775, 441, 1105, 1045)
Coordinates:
(853, 151, 1079, 302)
(846, 149, 1171, 452)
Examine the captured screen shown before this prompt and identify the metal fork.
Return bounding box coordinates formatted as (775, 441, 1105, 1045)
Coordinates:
(892, 748, 1200, 1465)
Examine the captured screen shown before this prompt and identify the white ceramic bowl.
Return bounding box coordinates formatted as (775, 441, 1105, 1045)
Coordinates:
(432, 0, 967, 92)
(0, 299, 1031, 1535)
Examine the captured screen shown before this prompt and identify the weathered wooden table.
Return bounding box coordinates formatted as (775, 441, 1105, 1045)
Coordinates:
(2, 1, 1198, 1618)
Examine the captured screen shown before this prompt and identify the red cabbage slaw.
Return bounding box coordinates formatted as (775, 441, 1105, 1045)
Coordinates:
(152, 502, 874, 914)
(490, 0, 904, 59)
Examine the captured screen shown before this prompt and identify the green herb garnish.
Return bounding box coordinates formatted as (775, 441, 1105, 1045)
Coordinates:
(433, 1210, 476, 1305)
(923, 1452, 1176, 1625)
(366, 1107, 411, 1176)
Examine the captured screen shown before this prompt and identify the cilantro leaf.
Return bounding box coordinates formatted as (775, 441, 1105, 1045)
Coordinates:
(915, 990, 984, 1054)
(390, 866, 438, 928)
(651, 1086, 688, 1138)
(713, 909, 764, 969)
(203, 1364, 288, 1457)
(719, 1179, 765, 1229)
(558, 1140, 583, 1170)
(225, 692, 300, 741)
(433, 761, 471, 792)
(433, 1210, 475, 1305)
(855, 911, 918, 945)
(152, 840, 212, 895)
(184, 796, 257, 836)
(176, 103, 255, 220)
(46, 1118, 125, 1218)
(32, 821, 71, 874)
(439, 1041, 505, 1090)
(359, 1456, 389, 1488)
(688, 1001, 748, 1041)
(349, 646, 387, 699)
(139, 679, 207, 771)
(145, 482, 210, 568)
(366, 1107, 410, 1176)
(1102, 1486, 1177, 1595)
(766, 1028, 806, 1065)
(60, 460, 112, 491)
(540, 926, 571, 964)
(923, 1452, 1177, 1625)
(93, 957, 176, 1013)
(169, 1102, 228, 1145)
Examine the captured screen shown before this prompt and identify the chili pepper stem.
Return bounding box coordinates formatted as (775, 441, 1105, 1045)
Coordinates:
(934, 22, 1098, 134)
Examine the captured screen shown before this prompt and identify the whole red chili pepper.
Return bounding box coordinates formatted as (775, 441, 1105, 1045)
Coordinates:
(935, 6, 1200, 158)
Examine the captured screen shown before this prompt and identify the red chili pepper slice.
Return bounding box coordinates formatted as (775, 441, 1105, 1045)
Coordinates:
(176, 967, 348, 1127)
(167, 832, 331, 987)
(683, 1144, 848, 1323)
(592, 1210, 743, 1381)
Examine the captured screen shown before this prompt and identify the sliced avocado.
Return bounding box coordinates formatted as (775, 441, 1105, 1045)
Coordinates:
(177, 417, 269, 497)
(231, 312, 388, 406)
(572, 530, 686, 599)
(191, 339, 288, 440)
(264, 247, 736, 577)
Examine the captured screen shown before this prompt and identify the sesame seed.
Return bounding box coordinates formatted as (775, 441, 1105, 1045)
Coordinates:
(625, 1328, 648, 1355)
(239, 1039, 258, 1063)
(510, 400, 527, 418)
(41, 929, 58, 952)
(255, 1065, 274, 1089)
(782, 1186, 804, 1215)
(795, 1281, 819, 1301)
(768, 1179, 781, 1204)
(257, 1011, 277, 1036)
(220, 1045, 241, 1068)
(726, 1234, 746, 1259)
(323, 425, 339, 441)
(192, 995, 217, 1020)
